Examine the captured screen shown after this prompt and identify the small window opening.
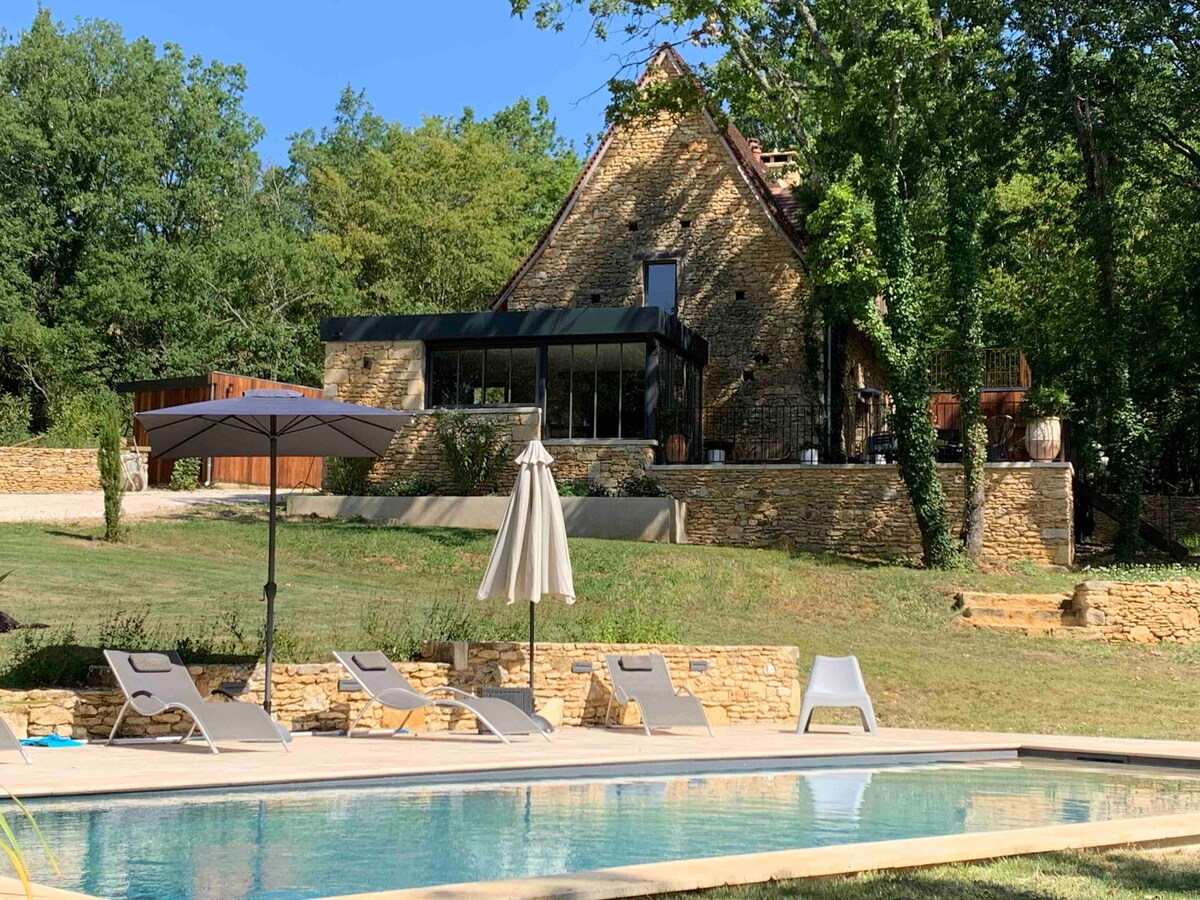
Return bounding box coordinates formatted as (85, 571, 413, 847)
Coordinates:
(735, 290, 746, 301)
(742, 368, 755, 382)
(643, 261, 677, 315)
(590, 292, 602, 304)
(627, 220, 639, 232)
(680, 219, 692, 229)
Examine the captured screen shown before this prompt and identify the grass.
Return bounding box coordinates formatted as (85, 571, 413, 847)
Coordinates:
(1, 509, 1199, 737)
(663, 847, 1200, 898)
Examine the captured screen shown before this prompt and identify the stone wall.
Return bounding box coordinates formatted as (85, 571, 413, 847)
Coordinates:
(0, 448, 101, 493)
(0, 661, 454, 740)
(366, 407, 541, 488)
(0, 643, 801, 738)
(652, 462, 1074, 565)
(1088, 495, 1200, 548)
(1072, 579, 1200, 644)
(324, 339, 425, 411)
(544, 440, 657, 492)
(500, 55, 819, 410)
(427, 642, 800, 727)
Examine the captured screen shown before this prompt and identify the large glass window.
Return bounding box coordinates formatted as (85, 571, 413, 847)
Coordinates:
(643, 261, 677, 314)
(427, 348, 536, 407)
(545, 342, 646, 439)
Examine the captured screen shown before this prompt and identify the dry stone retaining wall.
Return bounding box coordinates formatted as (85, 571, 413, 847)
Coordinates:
(0, 643, 800, 738)
(1072, 579, 1200, 644)
(0, 448, 101, 493)
(426, 641, 801, 727)
(544, 440, 657, 492)
(653, 462, 1073, 565)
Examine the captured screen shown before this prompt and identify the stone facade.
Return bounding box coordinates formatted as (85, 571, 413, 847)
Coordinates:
(499, 52, 819, 410)
(653, 462, 1074, 565)
(1072, 579, 1200, 644)
(427, 641, 801, 727)
(0, 643, 801, 738)
(324, 339, 425, 410)
(0, 448, 101, 493)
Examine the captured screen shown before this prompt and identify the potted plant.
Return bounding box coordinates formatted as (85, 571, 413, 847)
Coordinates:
(658, 408, 691, 464)
(1020, 385, 1069, 461)
(798, 442, 820, 465)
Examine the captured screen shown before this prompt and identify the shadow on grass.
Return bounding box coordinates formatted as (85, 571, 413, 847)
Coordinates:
(43, 528, 101, 542)
(1046, 849, 1200, 895)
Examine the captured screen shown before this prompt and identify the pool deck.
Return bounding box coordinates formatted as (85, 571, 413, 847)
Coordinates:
(5, 724, 1200, 899)
(4, 723, 1200, 799)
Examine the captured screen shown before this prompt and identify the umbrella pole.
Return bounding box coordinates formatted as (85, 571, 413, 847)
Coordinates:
(529, 602, 535, 705)
(263, 423, 278, 714)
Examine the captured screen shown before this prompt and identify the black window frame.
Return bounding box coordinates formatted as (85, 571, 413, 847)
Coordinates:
(643, 260, 678, 315)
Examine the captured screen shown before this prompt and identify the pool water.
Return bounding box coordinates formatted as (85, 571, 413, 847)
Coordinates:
(13, 760, 1200, 899)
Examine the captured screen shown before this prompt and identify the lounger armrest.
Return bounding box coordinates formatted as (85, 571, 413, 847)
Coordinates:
(612, 686, 632, 705)
(208, 688, 243, 702)
(674, 686, 699, 699)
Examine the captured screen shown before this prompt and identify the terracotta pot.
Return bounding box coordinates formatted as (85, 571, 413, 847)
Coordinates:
(1025, 416, 1063, 461)
(664, 434, 690, 464)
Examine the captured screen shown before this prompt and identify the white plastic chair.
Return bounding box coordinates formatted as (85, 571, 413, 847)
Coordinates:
(796, 655, 878, 735)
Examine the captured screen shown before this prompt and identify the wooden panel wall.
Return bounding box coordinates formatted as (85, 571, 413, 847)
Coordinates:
(131, 373, 325, 489)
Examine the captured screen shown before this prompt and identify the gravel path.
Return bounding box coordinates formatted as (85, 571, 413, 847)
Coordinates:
(0, 487, 279, 523)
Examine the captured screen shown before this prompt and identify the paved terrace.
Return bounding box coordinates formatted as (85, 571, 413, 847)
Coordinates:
(5, 724, 1200, 799)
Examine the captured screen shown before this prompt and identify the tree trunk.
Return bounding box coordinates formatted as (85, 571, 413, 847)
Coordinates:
(826, 322, 849, 463)
(946, 174, 987, 562)
(866, 164, 959, 568)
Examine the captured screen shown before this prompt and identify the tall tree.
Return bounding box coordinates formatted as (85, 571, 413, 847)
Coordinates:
(290, 91, 581, 315)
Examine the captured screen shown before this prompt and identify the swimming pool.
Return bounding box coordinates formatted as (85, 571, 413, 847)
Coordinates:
(13, 758, 1200, 899)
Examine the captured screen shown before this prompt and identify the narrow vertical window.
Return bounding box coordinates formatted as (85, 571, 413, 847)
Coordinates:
(643, 261, 677, 315)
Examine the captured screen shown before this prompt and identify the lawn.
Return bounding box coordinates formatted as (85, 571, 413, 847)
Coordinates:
(1, 508, 1199, 738)
(666, 848, 1200, 899)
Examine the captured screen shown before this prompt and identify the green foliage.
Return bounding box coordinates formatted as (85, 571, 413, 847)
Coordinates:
(376, 475, 441, 497)
(1021, 386, 1070, 420)
(557, 478, 592, 497)
(614, 474, 663, 497)
(0, 10, 579, 429)
(435, 413, 509, 496)
(0, 395, 31, 446)
(325, 457, 375, 496)
(167, 458, 202, 491)
(96, 406, 125, 543)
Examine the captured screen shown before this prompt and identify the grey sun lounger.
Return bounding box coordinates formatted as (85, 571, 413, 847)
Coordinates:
(604, 654, 712, 736)
(796, 655, 878, 735)
(334, 651, 550, 744)
(103, 650, 291, 754)
(0, 716, 30, 764)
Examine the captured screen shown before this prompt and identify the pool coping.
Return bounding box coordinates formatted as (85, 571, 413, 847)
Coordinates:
(330, 812, 1200, 899)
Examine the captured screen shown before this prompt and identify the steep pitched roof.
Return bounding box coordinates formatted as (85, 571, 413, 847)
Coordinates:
(492, 44, 806, 310)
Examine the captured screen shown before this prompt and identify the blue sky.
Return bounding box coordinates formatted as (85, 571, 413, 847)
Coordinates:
(2, 2, 715, 166)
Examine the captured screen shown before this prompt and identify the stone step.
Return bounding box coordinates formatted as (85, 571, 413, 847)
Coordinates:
(962, 606, 1066, 623)
(956, 591, 1071, 613)
(958, 620, 1058, 637)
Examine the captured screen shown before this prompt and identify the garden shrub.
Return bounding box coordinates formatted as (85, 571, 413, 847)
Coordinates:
(44, 391, 115, 448)
(615, 474, 663, 497)
(557, 478, 590, 497)
(325, 457, 375, 495)
(436, 413, 508, 495)
(167, 457, 202, 491)
(377, 474, 440, 497)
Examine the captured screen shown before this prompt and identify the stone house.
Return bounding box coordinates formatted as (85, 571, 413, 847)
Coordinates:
(319, 46, 1073, 566)
(323, 45, 885, 481)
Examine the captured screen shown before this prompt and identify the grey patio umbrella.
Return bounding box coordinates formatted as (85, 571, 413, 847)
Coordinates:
(136, 389, 406, 713)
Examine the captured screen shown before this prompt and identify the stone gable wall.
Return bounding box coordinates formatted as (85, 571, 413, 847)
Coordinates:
(502, 66, 818, 409)
(324, 340, 425, 410)
(1072, 579, 1200, 644)
(0, 448, 101, 493)
(652, 462, 1073, 565)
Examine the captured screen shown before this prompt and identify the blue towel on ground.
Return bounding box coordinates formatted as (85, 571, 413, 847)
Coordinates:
(20, 734, 83, 748)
